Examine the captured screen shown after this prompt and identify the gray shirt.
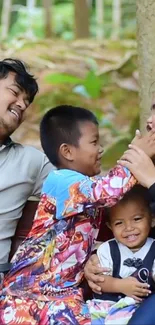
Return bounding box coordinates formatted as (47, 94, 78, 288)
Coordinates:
(0, 139, 52, 263)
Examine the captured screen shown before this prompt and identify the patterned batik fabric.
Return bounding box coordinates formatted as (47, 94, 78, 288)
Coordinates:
(87, 297, 138, 325)
(0, 167, 135, 324)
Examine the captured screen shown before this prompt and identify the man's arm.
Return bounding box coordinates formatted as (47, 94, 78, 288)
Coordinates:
(32, 154, 54, 198)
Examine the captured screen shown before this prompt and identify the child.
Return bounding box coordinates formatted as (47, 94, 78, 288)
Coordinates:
(89, 185, 155, 325)
(1, 105, 155, 325)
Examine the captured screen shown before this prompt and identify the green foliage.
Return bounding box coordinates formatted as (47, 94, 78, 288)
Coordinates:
(2, 0, 137, 42)
(101, 136, 131, 170)
(45, 70, 103, 99)
(8, 3, 74, 40)
(45, 73, 82, 85)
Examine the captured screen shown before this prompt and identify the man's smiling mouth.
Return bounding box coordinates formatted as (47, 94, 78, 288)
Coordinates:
(8, 108, 21, 121)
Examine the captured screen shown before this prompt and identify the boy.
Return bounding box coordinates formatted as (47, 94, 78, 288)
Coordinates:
(89, 185, 155, 325)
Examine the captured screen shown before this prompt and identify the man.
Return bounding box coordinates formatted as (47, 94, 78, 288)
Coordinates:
(0, 58, 52, 265)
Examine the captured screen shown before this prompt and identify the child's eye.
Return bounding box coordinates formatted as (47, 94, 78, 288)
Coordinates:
(115, 221, 122, 226)
(91, 140, 97, 145)
(134, 216, 142, 222)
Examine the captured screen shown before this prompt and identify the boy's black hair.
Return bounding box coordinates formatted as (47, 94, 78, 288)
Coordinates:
(0, 58, 38, 103)
(40, 105, 98, 167)
(106, 184, 152, 222)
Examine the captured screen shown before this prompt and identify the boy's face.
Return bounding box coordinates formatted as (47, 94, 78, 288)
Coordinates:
(108, 198, 152, 251)
(71, 121, 103, 176)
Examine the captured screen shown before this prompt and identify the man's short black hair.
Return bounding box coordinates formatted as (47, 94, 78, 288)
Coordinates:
(0, 58, 38, 103)
(40, 105, 98, 167)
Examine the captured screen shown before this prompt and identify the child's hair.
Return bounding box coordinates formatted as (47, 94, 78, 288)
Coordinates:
(40, 105, 98, 167)
(106, 184, 152, 223)
(0, 58, 38, 103)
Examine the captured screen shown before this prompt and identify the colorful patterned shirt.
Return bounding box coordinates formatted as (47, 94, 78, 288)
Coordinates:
(2, 166, 135, 301)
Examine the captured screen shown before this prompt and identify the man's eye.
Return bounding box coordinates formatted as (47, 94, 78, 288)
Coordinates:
(9, 88, 18, 96)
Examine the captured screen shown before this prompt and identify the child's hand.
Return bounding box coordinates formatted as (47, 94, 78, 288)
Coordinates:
(118, 145, 155, 188)
(120, 277, 151, 302)
(131, 129, 155, 158)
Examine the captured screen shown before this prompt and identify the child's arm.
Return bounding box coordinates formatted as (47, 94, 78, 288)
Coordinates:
(60, 147, 155, 218)
(98, 275, 151, 302)
(96, 242, 150, 302)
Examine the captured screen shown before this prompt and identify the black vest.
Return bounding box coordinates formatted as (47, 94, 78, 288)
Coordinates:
(94, 239, 155, 302)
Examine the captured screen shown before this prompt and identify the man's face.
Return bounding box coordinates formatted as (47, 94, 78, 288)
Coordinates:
(0, 72, 30, 140)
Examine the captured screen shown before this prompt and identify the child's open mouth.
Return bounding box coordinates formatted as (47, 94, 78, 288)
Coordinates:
(146, 124, 152, 132)
(125, 234, 139, 242)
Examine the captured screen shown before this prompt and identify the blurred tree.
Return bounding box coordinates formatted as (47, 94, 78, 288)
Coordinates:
(96, 0, 104, 39)
(1, 0, 12, 40)
(74, 0, 90, 38)
(112, 0, 121, 40)
(26, 0, 36, 38)
(42, 0, 52, 38)
(136, 0, 155, 132)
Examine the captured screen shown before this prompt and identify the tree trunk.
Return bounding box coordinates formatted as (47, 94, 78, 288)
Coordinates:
(136, 0, 155, 132)
(74, 0, 90, 39)
(26, 0, 36, 38)
(111, 0, 121, 40)
(1, 0, 12, 40)
(42, 0, 52, 38)
(96, 0, 104, 39)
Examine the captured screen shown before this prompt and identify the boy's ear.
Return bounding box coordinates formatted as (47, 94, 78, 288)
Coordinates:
(106, 222, 111, 230)
(59, 143, 74, 162)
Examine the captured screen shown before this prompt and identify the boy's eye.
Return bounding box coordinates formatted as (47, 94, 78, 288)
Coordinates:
(134, 216, 142, 222)
(115, 221, 123, 226)
(91, 139, 98, 145)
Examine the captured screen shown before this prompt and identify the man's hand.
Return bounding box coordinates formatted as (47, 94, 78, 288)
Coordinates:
(120, 277, 151, 302)
(84, 254, 111, 294)
(131, 129, 155, 158)
(118, 145, 155, 188)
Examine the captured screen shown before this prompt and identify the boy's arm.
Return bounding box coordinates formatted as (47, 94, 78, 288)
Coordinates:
(63, 145, 155, 218)
(98, 275, 150, 301)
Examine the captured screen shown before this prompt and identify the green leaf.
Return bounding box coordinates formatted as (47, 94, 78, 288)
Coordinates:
(129, 114, 140, 139)
(45, 73, 82, 85)
(101, 136, 131, 170)
(83, 71, 103, 99)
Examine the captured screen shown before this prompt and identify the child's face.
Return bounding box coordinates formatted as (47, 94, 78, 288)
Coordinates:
(108, 199, 152, 251)
(70, 121, 103, 176)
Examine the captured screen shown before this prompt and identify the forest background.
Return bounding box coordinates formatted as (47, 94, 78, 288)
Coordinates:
(0, 0, 149, 170)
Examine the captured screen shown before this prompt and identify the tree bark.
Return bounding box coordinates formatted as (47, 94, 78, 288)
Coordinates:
(74, 0, 90, 39)
(136, 0, 155, 132)
(1, 0, 12, 40)
(111, 0, 121, 40)
(96, 0, 104, 39)
(42, 0, 52, 38)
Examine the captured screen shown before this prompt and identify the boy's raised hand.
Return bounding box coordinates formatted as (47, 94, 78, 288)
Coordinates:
(118, 145, 155, 188)
(131, 129, 155, 158)
(120, 277, 151, 302)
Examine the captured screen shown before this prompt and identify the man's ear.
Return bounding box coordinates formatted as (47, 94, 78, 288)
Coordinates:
(59, 143, 74, 162)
